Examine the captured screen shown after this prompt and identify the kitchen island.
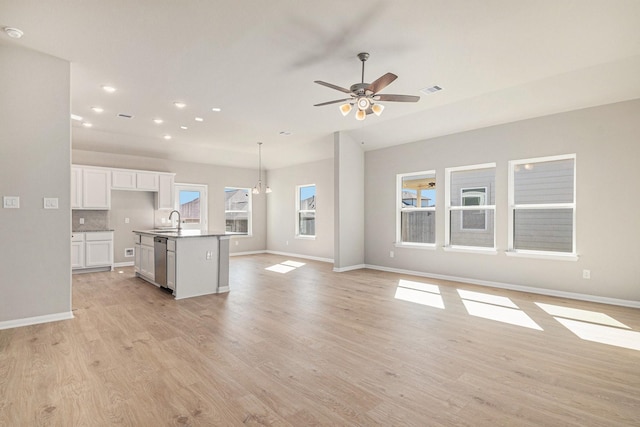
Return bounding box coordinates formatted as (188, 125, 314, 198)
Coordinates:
(133, 229, 230, 299)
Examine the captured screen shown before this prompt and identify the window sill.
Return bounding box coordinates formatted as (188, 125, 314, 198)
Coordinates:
(505, 250, 579, 261)
(394, 242, 436, 250)
(295, 235, 316, 241)
(226, 232, 251, 237)
(443, 246, 497, 255)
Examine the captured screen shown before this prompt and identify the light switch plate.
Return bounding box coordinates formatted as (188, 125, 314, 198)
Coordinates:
(3, 196, 19, 208)
(44, 197, 59, 209)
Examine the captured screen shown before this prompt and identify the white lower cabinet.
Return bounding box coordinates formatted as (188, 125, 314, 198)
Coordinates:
(167, 239, 176, 291)
(137, 235, 155, 281)
(72, 231, 113, 271)
(71, 233, 85, 269)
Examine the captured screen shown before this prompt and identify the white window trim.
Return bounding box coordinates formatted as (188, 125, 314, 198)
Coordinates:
(508, 153, 577, 259)
(444, 163, 496, 251)
(295, 183, 316, 239)
(224, 186, 252, 236)
(397, 170, 437, 246)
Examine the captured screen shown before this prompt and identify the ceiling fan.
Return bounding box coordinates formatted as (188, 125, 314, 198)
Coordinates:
(314, 52, 420, 120)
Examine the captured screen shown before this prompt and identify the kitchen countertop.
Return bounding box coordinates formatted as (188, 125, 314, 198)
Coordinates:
(134, 229, 230, 238)
(72, 229, 114, 232)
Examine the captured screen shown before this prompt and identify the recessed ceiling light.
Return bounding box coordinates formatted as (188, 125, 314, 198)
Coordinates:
(71, 114, 83, 121)
(180, 126, 188, 130)
(163, 135, 172, 140)
(173, 102, 186, 109)
(211, 107, 222, 112)
(4, 27, 24, 39)
(91, 107, 104, 113)
(153, 118, 164, 124)
(194, 117, 204, 122)
(82, 122, 93, 128)
(102, 85, 116, 93)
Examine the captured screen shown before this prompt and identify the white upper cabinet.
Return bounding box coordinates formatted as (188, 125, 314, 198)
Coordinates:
(71, 167, 83, 209)
(112, 170, 160, 191)
(72, 166, 110, 210)
(73, 165, 174, 210)
(136, 172, 159, 191)
(111, 170, 137, 190)
(82, 168, 111, 209)
(156, 173, 175, 210)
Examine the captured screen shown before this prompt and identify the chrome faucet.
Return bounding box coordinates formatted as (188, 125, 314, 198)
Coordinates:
(168, 210, 182, 231)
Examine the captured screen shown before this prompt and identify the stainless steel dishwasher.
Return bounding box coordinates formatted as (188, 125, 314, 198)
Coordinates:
(154, 236, 168, 287)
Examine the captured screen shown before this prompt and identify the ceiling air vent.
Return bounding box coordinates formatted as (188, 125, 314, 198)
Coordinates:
(420, 85, 442, 95)
(117, 113, 134, 119)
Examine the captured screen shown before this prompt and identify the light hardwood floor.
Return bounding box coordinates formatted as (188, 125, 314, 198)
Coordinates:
(1, 254, 639, 426)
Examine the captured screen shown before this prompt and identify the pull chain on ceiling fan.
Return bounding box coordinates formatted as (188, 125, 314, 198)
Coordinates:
(314, 52, 420, 120)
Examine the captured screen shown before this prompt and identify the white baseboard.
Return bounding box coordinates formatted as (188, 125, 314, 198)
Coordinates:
(333, 264, 366, 272)
(365, 264, 640, 309)
(230, 250, 267, 257)
(0, 311, 74, 331)
(265, 250, 334, 264)
(114, 261, 135, 268)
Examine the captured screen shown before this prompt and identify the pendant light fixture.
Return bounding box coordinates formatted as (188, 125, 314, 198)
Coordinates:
(252, 142, 272, 194)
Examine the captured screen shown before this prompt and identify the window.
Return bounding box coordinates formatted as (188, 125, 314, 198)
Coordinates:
(224, 187, 251, 235)
(509, 154, 576, 256)
(296, 184, 316, 238)
(174, 183, 208, 230)
(445, 164, 496, 250)
(397, 171, 436, 245)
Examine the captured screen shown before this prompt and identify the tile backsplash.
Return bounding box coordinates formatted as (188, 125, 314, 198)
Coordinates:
(72, 210, 110, 231)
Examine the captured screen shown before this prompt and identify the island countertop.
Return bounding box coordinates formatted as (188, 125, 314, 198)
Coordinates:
(134, 229, 230, 239)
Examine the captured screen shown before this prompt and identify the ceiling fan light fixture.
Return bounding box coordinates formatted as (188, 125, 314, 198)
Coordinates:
(355, 109, 366, 121)
(371, 103, 384, 116)
(339, 103, 352, 116)
(357, 97, 370, 111)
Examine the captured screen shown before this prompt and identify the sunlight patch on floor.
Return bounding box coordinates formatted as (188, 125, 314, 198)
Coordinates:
(394, 279, 444, 309)
(554, 318, 640, 351)
(535, 302, 630, 329)
(265, 260, 306, 274)
(458, 289, 543, 331)
(535, 302, 638, 351)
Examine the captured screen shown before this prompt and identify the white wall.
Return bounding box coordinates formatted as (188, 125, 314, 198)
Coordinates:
(365, 99, 640, 303)
(72, 150, 266, 254)
(0, 45, 72, 326)
(266, 157, 334, 261)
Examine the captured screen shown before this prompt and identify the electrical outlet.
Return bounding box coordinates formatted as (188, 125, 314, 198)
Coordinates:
(206, 251, 212, 260)
(79, 218, 85, 224)
(125, 217, 130, 224)
(235, 240, 239, 246)
(583, 270, 591, 279)
(390, 250, 394, 258)
(286, 240, 289, 245)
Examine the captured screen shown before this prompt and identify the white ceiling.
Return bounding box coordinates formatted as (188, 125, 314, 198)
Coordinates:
(2, 0, 640, 170)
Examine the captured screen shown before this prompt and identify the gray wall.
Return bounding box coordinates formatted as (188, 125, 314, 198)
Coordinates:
(365, 99, 640, 302)
(334, 132, 365, 270)
(72, 150, 266, 254)
(266, 157, 334, 260)
(0, 45, 72, 324)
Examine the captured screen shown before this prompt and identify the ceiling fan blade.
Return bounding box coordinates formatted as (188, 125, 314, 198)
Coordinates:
(375, 94, 420, 102)
(314, 98, 352, 107)
(368, 72, 397, 94)
(314, 80, 352, 94)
